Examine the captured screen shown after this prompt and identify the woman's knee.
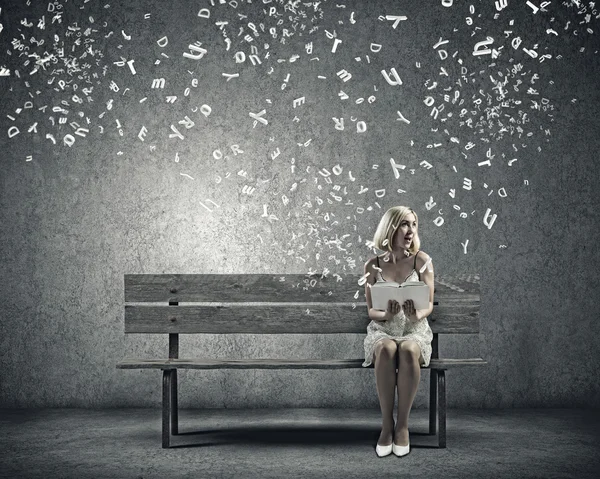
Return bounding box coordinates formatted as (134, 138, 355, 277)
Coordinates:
(374, 339, 398, 362)
(398, 340, 421, 363)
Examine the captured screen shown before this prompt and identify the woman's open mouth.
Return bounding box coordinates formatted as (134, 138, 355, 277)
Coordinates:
(405, 236, 412, 242)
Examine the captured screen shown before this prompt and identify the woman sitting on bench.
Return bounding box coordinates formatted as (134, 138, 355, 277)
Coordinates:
(362, 206, 435, 458)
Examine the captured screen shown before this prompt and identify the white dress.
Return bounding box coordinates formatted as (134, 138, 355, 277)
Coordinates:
(362, 265, 433, 368)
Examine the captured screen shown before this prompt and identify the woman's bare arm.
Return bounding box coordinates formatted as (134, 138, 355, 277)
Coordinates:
(364, 259, 394, 323)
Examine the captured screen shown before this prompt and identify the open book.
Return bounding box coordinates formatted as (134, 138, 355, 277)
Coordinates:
(370, 280, 430, 311)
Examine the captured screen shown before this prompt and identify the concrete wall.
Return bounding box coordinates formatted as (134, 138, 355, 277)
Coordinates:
(1, 0, 599, 409)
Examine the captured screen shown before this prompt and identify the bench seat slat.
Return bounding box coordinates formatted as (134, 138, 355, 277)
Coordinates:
(429, 358, 488, 369)
(116, 357, 487, 370)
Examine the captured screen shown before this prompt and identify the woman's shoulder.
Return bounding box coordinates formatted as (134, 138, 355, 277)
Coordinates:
(365, 252, 387, 261)
(414, 250, 431, 267)
(363, 256, 382, 284)
(364, 255, 382, 268)
(364, 255, 375, 270)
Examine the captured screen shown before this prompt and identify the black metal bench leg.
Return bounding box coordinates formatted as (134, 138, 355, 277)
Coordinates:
(429, 369, 438, 435)
(162, 369, 172, 448)
(438, 370, 447, 448)
(171, 369, 178, 435)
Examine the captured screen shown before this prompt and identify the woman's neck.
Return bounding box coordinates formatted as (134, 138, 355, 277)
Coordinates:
(385, 249, 411, 265)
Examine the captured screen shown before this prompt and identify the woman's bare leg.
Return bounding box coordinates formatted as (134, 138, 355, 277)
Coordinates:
(372, 339, 398, 446)
(395, 340, 422, 446)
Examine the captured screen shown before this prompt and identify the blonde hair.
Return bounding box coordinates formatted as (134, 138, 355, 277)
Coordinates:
(372, 206, 421, 256)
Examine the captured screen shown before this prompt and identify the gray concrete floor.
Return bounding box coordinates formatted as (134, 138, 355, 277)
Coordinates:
(1, 407, 599, 479)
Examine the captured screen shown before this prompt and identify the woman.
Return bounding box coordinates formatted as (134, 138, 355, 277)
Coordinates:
(362, 206, 435, 458)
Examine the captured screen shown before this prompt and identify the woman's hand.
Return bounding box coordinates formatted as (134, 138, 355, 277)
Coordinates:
(386, 299, 401, 318)
(402, 299, 419, 322)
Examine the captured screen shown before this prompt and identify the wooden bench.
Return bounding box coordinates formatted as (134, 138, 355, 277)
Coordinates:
(116, 273, 486, 448)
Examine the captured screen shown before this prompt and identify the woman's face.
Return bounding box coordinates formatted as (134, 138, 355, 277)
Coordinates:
(392, 213, 417, 251)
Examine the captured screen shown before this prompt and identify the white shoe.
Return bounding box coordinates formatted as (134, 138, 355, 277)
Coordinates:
(392, 441, 410, 457)
(376, 442, 393, 457)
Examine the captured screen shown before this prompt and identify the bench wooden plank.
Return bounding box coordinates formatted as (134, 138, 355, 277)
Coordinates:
(123, 303, 480, 334)
(116, 357, 488, 370)
(124, 273, 480, 303)
(429, 358, 488, 369)
(434, 274, 481, 293)
(116, 358, 380, 369)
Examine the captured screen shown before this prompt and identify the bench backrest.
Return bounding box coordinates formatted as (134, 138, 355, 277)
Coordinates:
(124, 274, 480, 335)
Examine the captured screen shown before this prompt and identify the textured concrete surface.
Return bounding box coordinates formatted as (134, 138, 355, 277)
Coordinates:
(1, 0, 600, 411)
(1, 408, 599, 479)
